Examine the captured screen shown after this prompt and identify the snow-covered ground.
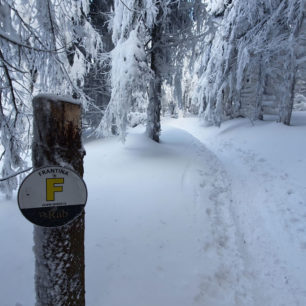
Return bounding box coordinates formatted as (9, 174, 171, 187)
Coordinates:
(1, 112, 306, 305)
(169, 112, 306, 306)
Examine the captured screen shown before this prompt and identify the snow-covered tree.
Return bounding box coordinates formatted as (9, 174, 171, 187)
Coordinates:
(83, 0, 114, 131)
(96, 0, 157, 140)
(0, 0, 102, 197)
(147, 0, 207, 141)
(192, 0, 306, 126)
(98, 0, 207, 142)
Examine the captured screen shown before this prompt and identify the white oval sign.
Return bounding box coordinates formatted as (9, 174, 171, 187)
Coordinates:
(18, 166, 87, 227)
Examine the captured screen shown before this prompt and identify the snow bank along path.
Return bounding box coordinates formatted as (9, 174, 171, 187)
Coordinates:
(85, 124, 250, 306)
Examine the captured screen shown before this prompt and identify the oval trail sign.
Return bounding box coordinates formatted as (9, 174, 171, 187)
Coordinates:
(18, 166, 87, 227)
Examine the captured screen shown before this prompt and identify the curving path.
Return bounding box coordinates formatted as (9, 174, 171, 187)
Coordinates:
(85, 124, 249, 306)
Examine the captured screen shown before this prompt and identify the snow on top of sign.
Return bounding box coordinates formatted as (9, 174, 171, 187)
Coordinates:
(34, 93, 81, 105)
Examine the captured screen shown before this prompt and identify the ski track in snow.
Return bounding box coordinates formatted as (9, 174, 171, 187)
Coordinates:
(225, 146, 306, 306)
(181, 138, 252, 306)
(169, 116, 306, 306)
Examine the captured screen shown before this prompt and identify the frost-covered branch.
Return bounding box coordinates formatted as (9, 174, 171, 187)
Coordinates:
(0, 50, 18, 119)
(0, 167, 32, 182)
(188, 0, 306, 126)
(0, 0, 103, 197)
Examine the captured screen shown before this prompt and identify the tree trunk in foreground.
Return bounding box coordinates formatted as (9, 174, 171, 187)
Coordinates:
(32, 95, 85, 306)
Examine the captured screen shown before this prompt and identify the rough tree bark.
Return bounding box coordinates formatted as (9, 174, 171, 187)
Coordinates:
(146, 9, 163, 143)
(32, 95, 85, 306)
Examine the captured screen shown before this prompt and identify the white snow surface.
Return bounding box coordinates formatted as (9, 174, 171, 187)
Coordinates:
(34, 93, 81, 105)
(1, 112, 306, 305)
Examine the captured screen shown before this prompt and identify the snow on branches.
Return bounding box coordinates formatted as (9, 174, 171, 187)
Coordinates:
(0, 0, 101, 198)
(191, 0, 306, 126)
(97, 27, 152, 140)
(96, 0, 157, 140)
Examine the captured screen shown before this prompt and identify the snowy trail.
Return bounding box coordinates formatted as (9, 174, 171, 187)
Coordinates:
(1, 116, 306, 306)
(169, 116, 306, 306)
(85, 125, 249, 306)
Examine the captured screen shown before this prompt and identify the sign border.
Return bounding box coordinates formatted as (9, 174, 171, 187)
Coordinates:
(17, 165, 88, 228)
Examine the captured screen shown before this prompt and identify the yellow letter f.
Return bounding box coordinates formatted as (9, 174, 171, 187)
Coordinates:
(46, 178, 64, 201)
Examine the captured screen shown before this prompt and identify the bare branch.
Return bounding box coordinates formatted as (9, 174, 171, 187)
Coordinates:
(0, 167, 32, 182)
(0, 30, 66, 53)
(119, 0, 141, 13)
(7, 2, 48, 49)
(0, 49, 19, 119)
(0, 55, 28, 74)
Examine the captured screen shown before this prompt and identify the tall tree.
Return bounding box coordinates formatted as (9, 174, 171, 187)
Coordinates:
(99, 0, 207, 142)
(143, 0, 207, 120)
(83, 0, 114, 131)
(96, 0, 156, 140)
(0, 0, 101, 197)
(146, 2, 163, 142)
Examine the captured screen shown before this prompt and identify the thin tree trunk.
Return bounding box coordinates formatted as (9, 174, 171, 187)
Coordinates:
(146, 17, 162, 142)
(283, 70, 296, 125)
